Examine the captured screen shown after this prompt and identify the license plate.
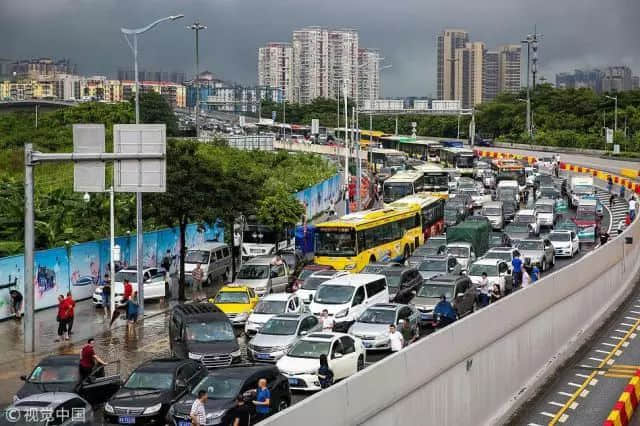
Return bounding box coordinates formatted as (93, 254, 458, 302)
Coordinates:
(250, 249, 262, 253)
(118, 417, 136, 424)
(178, 422, 191, 426)
(288, 378, 299, 385)
(256, 353, 270, 360)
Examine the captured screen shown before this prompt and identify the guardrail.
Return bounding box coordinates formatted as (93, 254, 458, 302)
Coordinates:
(262, 156, 640, 426)
(274, 140, 367, 159)
(604, 370, 640, 426)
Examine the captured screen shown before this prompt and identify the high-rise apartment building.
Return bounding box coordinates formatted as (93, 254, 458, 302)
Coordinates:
(358, 48, 381, 106)
(633, 76, 639, 90)
(437, 29, 469, 101)
(602, 66, 633, 93)
(497, 44, 522, 94)
(10, 58, 76, 79)
(454, 42, 485, 108)
(258, 42, 293, 102)
(327, 29, 359, 101)
(292, 27, 329, 104)
(483, 50, 499, 102)
(117, 68, 185, 84)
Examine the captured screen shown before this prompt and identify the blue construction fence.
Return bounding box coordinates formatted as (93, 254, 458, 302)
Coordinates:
(0, 222, 224, 320)
(294, 174, 341, 220)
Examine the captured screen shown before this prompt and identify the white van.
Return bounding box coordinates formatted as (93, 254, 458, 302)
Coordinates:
(497, 180, 520, 203)
(309, 274, 389, 325)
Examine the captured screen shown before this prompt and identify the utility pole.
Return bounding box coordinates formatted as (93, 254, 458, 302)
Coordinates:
(344, 80, 349, 214)
(188, 21, 207, 139)
(522, 26, 542, 140)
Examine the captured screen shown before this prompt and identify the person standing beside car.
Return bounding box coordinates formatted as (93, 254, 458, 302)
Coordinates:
(511, 253, 523, 289)
(190, 390, 208, 426)
(317, 353, 334, 389)
(252, 378, 271, 421)
(400, 319, 418, 347)
(192, 263, 204, 301)
(388, 324, 404, 352)
(230, 395, 250, 426)
(102, 274, 111, 318)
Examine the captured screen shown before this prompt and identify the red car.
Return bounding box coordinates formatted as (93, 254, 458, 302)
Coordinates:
(288, 264, 334, 292)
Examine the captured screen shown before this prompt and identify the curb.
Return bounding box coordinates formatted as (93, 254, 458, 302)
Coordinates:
(603, 369, 640, 426)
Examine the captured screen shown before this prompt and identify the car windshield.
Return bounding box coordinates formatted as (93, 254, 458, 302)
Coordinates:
(259, 318, 299, 336)
(115, 271, 137, 283)
(489, 234, 505, 244)
(461, 189, 479, 197)
(484, 251, 511, 261)
(362, 265, 386, 273)
(192, 376, 243, 399)
(468, 263, 498, 277)
(124, 371, 173, 390)
(483, 208, 501, 216)
(314, 285, 354, 304)
(315, 229, 356, 257)
(254, 300, 286, 314)
(288, 340, 331, 359)
(576, 208, 596, 221)
(417, 284, 454, 299)
(237, 265, 269, 280)
(574, 185, 592, 194)
(457, 156, 474, 168)
(549, 233, 571, 242)
(418, 259, 446, 272)
(506, 224, 529, 233)
(186, 321, 235, 343)
(516, 240, 544, 251)
(28, 365, 78, 383)
(214, 291, 249, 304)
(515, 214, 535, 224)
(380, 271, 402, 289)
(358, 308, 396, 324)
(447, 246, 469, 258)
(302, 276, 331, 290)
(298, 268, 318, 281)
(185, 250, 209, 264)
(537, 204, 553, 213)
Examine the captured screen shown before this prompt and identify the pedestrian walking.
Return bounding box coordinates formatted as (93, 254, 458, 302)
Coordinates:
(79, 338, 107, 381)
(388, 324, 404, 352)
(317, 354, 334, 389)
(320, 309, 334, 331)
(230, 395, 250, 426)
(620, 184, 626, 200)
(400, 319, 418, 346)
(191, 264, 204, 300)
(477, 272, 490, 307)
(55, 294, 71, 342)
(65, 292, 75, 335)
(102, 274, 111, 318)
(530, 265, 540, 283)
(511, 252, 524, 289)
(161, 250, 172, 283)
(490, 284, 502, 303)
(9, 289, 23, 319)
(629, 196, 637, 222)
(610, 193, 616, 209)
(523, 188, 529, 206)
(252, 378, 271, 422)
(190, 390, 208, 426)
(607, 176, 613, 194)
(521, 268, 531, 288)
(433, 295, 457, 327)
(124, 291, 140, 334)
(123, 279, 133, 302)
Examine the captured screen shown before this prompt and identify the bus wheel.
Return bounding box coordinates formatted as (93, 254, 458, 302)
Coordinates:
(403, 246, 410, 261)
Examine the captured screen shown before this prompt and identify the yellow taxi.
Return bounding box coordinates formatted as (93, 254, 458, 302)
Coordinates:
(210, 285, 258, 325)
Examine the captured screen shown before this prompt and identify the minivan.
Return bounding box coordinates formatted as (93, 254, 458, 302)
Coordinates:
(234, 256, 290, 297)
(169, 303, 242, 369)
(185, 242, 233, 286)
(309, 274, 389, 326)
(482, 201, 504, 230)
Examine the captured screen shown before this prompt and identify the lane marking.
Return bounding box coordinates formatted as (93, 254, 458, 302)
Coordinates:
(589, 357, 604, 362)
(576, 373, 590, 379)
(625, 317, 639, 321)
(601, 342, 617, 347)
(611, 336, 624, 340)
(549, 401, 565, 408)
(615, 350, 622, 356)
(615, 329, 629, 333)
(541, 412, 555, 418)
(630, 311, 640, 315)
(622, 323, 636, 326)
(570, 402, 579, 410)
(595, 350, 610, 355)
(558, 392, 573, 397)
(568, 382, 582, 388)
(581, 390, 589, 398)
(559, 414, 569, 423)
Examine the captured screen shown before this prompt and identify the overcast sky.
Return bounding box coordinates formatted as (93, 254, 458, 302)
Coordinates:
(1, 0, 638, 97)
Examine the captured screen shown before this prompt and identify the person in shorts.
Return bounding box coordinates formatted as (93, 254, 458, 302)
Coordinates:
(9, 289, 22, 319)
(192, 263, 204, 300)
(124, 291, 140, 334)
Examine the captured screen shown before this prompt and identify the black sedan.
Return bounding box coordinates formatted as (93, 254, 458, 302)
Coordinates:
(14, 355, 121, 406)
(169, 364, 292, 425)
(104, 358, 207, 425)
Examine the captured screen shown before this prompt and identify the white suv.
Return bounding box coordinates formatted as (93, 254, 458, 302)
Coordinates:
(245, 293, 305, 336)
(92, 266, 166, 307)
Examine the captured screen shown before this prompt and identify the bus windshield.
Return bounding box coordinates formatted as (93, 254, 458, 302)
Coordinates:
(456, 156, 474, 168)
(243, 226, 278, 244)
(424, 174, 448, 187)
(315, 229, 357, 257)
(576, 207, 596, 221)
(383, 182, 414, 202)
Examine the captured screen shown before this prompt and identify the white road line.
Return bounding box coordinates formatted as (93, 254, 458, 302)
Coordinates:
(632, 333, 637, 339)
(568, 382, 582, 388)
(558, 391, 573, 397)
(630, 311, 640, 315)
(623, 342, 630, 347)
(607, 359, 615, 365)
(570, 402, 579, 410)
(559, 414, 569, 423)
(615, 329, 629, 333)
(621, 323, 635, 327)
(581, 389, 590, 397)
(611, 336, 624, 340)
(576, 373, 591, 378)
(602, 342, 617, 347)
(625, 316, 640, 321)
(616, 350, 622, 356)
(528, 423, 543, 426)
(548, 401, 565, 408)
(589, 357, 605, 362)
(590, 378, 598, 386)
(595, 350, 610, 355)
(540, 412, 555, 418)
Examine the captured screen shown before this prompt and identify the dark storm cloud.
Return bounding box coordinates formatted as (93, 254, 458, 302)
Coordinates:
(1, 0, 638, 96)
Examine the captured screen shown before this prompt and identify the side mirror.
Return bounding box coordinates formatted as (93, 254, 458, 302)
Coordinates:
(175, 378, 187, 391)
(456, 293, 464, 299)
(242, 390, 256, 401)
(20, 375, 26, 381)
(333, 352, 343, 359)
(300, 330, 308, 336)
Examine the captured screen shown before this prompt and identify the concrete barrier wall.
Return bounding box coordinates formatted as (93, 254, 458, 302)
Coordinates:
(262, 219, 640, 426)
(274, 140, 367, 159)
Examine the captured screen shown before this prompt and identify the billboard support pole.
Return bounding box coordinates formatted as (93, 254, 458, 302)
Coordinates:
(24, 144, 35, 353)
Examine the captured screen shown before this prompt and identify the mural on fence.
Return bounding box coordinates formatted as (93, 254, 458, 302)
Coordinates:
(0, 255, 24, 319)
(0, 221, 226, 320)
(294, 174, 341, 220)
(69, 242, 101, 300)
(34, 248, 70, 310)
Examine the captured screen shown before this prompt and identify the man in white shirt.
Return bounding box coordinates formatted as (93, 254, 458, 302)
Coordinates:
(477, 272, 490, 307)
(389, 324, 404, 352)
(629, 196, 637, 222)
(190, 390, 208, 426)
(320, 309, 334, 331)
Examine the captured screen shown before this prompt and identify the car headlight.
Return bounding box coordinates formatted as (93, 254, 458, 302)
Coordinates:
(335, 308, 349, 319)
(235, 312, 249, 321)
(143, 403, 162, 415)
(189, 352, 204, 360)
(12, 395, 20, 403)
(275, 344, 293, 352)
(205, 410, 226, 425)
(104, 403, 114, 414)
(344, 263, 356, 270)
(231, 348, 242, 357)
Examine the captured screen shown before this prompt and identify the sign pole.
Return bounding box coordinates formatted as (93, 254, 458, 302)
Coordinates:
(24, 144, 35, 353)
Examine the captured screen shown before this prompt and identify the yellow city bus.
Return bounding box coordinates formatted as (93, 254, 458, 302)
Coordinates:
(390, 194, 445, 242)
(314, 205, 423, 272)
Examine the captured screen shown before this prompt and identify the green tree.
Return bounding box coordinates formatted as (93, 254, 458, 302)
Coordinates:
(257, 185, 305, 232)
(134, 91, 179, 136)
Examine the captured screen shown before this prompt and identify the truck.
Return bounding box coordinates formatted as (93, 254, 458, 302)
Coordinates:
(573, 198, 601, 244)
(445, 219, 490, 258)
(569, 176, 595, 208)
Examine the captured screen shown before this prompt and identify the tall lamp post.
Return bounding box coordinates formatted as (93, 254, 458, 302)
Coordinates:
(605, 95, 618, 135)
(121, 14, 183, 316)
(188, 21, 207, 139)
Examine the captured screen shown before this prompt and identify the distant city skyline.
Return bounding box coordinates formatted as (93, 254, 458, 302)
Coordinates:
(2, 0, 639, 97)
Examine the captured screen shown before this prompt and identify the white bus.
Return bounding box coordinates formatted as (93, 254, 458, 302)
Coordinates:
(382, 170, 424, 204)
(440, 147, 475, 176)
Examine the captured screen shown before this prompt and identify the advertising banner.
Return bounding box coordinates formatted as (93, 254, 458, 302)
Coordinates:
(34, 248, 70, 311)
(294, 174, 341, 219)
(0, 255, 24, 320)
(69, 242, 100, 300)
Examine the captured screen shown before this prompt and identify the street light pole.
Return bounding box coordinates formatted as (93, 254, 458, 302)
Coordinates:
(121, 14, 183, 316)
(188, 21, 207, 139)
(344, 80, 349, 214)
(109, 187, 116, 317)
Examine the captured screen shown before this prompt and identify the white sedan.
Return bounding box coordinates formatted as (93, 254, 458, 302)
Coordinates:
(548, 230, 580, 257)
(276, 332, 365, 392)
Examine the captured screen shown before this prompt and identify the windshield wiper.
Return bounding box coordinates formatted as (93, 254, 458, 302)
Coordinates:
(116, 388, 164, 398)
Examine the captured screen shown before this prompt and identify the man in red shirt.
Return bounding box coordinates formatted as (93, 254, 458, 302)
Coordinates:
(65, 292, 75, 335)
(123, 279, 133, 302)
(79, 338, 107, 380)
(56, 295, 70, 342)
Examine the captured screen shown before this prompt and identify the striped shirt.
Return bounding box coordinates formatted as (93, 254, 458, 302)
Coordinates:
(192, 267, 204, 282)
(190, 399, 206, 425)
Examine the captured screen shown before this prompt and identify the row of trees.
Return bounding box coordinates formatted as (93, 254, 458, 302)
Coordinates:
(259, 86, 640, 152)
